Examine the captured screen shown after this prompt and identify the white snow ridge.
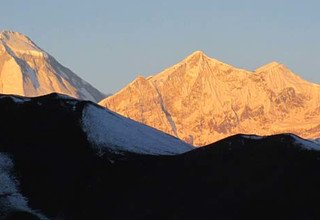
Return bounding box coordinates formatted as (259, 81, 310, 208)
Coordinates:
(0, 153, 48, 219)
(81, 104, 194, 155)
(289, 134, 320, 151)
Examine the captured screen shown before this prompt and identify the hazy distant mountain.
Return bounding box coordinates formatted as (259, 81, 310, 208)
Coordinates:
(0, 31, 105, 102)
(1, 94, 320, 219)
(100, 51, 320, 146)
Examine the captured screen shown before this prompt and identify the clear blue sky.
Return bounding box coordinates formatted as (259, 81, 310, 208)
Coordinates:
(1, 0, 319, 93)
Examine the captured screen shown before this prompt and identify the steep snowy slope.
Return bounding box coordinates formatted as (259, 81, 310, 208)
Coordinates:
(0, 93, 192, 156)
(0, 31, 105, 102)
(100, 51, 320, 146)
(82, 105, 193, 155)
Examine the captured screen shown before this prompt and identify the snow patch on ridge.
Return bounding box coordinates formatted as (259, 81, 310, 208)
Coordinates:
(25, 65, 40, 89)
(312, 138, 320, 145)
(240, 134, 264, 140)
(0, 153, 48, 219)
(152, 83, 178, 136)
(289, 134, 320, 151)
(81, 104, 194, 155)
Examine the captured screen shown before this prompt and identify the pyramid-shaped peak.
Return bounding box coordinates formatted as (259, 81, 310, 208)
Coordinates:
(185, 50, 208, 60)
(190, 50, 206, 56)
(0, 30, 105, 102)
(0, 30, 42, 53)
(184, 50, 226, 64)
(255, 61, 287, 72)
(182, 50, 236, 70)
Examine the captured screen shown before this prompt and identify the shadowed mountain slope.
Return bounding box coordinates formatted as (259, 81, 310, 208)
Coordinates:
(0, 94, 320, 219)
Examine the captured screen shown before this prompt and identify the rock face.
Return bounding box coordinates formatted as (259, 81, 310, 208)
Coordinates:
(100, 51, 320, 146)
(0, 31, 105, 102)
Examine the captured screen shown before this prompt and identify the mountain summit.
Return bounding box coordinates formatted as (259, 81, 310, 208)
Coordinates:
(100, 51, 320, 146)
(0, 31, 104, 102)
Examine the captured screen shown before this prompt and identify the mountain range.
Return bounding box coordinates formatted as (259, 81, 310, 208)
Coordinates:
(1, 94, 320, 219)
(1, 31, 320, 219)
(1, 30, 319, 146)
(100, 51, 320, 146)
(0, 31, 105, 102)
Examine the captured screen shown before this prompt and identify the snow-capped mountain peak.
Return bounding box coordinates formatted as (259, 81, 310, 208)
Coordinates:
(0, 31, 42, 54)
(100, 51, 320, 146)
(185, 50, 206, 60)
(0, 30, 105, 102)
(255, 61, 283, 71)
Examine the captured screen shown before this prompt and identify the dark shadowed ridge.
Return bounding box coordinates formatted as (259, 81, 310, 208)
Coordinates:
(0, 94, 320, 219)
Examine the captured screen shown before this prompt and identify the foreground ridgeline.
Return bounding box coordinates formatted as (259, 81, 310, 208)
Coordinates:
(1, 94, 320, 219)
(0, 31, 105, 102)
(100, 51, 320, 146)
(0, 93, 192, 156)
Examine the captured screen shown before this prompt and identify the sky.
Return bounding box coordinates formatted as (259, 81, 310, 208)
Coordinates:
(0, 0, 319, 94)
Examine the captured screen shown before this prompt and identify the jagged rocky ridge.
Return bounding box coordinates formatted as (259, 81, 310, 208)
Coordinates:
(100, 51, 320, 146)
(1, 94, 320, 219)
(0, 31, 105, 102)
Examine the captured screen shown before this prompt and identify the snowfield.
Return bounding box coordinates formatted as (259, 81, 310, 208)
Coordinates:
(81, 104, 194, 155)
(0, 153, 48, 219)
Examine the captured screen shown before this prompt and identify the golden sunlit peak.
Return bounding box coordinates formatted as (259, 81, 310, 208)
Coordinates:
(0, 30, 30, 42)
(0, 30, 44, 55)
(191, 50, 206, 56)
(183, 50, 231, 68)
(186, 50, 207, 59)
(0, 30, 105, 102)
(255, 61, 285, 72)
(183, 50, 214, 64)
